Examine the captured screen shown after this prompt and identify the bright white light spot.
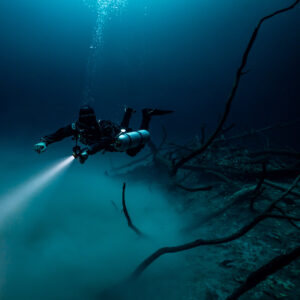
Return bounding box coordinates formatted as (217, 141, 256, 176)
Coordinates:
(0, 156, 74, 226)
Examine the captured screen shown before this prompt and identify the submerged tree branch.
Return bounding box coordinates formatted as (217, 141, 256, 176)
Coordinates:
(132, 214, 270, 279)
(122, 183, 144, 237)
(264, 179, 300, 197)
(131, 176, 300, 278)
(174, 183, 213, 192)
(226, 245, 300, 300)
(172, 0, 300, 174)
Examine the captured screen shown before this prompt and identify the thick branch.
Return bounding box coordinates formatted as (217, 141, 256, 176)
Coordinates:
(226, 245, 300, 300)
(172, 0, 300, 174)
(122, 183, 144, 237)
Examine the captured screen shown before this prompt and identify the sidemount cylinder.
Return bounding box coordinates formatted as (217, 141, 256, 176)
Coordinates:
(114, 130, 150, 152)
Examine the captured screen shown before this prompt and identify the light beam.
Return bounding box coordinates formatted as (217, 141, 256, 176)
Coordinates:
(0, 156, 74, 226)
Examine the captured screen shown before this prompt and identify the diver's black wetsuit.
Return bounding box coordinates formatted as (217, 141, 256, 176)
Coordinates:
(40, 108, 153, 157)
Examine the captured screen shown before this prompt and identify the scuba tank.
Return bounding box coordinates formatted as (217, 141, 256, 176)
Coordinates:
(114, 129, 150, 152)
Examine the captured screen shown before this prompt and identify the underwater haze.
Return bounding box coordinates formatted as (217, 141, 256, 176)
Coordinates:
(0, 0, 299, 300)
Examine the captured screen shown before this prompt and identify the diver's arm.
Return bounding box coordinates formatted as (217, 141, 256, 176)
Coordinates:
(87, 137, 116, 155)
(35, 124, 75, 153)
(41, 124, 74, 145)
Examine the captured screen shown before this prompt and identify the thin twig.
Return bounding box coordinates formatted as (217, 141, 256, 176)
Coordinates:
(111, 200, 119, 212)
(264, 179, 300, 197)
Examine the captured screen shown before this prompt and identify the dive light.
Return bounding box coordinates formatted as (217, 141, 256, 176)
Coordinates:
(72, 146, 82, 159)
(72, 146, 88, 164)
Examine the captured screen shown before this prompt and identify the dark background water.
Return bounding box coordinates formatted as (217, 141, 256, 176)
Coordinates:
(0, 0, 299, 148)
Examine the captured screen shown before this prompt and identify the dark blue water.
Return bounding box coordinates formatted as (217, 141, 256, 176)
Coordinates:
(1, 0, 299, 142)
(0, 1, 299, 299)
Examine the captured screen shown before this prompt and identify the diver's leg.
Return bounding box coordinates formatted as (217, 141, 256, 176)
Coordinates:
(140, 109, 151, 130)
(140, 108, 174, 130)
(120, 107, 135, 130)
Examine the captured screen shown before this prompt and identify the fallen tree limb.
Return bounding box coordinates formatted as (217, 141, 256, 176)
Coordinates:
(132, 214, 272, 279)
(172, 0, 300, 174)
(131, 175, 300, 278)
(122, 183, 144, 237)
(226, 245, 300, 300)
(264, 179, 300, 198)
(174, 183, 213, 192)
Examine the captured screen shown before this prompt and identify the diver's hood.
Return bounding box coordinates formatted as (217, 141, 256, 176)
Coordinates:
(78, 105, 97, 125)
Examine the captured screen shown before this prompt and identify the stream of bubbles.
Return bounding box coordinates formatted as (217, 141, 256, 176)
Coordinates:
(83, 0, 127, 103)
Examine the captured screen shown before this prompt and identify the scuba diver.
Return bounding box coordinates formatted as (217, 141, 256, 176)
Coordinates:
(34, 106, 173, 163)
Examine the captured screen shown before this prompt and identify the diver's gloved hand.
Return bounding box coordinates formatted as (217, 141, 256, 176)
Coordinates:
(34, 142, 47, 154)
(79, 149, 89, 164)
